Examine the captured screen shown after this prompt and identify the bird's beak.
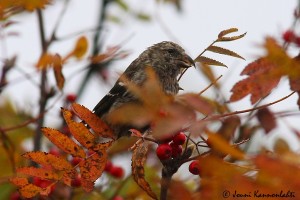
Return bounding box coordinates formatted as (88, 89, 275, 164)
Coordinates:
(179, 54, 195, 68)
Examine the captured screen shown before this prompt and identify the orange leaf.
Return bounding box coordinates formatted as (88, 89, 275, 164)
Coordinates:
(19, 184, 42, 198)
(230, 58, 280, 104)
(79, 152, 107, 192)
(177, 93, 214, 115)
(256, 108, 277, 134)
(36, 53, 54, 69)
(132, 141, 158, 200)
(71, 103, 115, 139)
(72, 36, 88, 59)
(206, 131, 245, 160)
(41, 127, 86, 158)
(10, 177, 29, 187)
(17, 167, 59, 181)
(62, 108, 96, 149)
(22, 151, 73, 171)
(21, 0, 52, 11)
(52, 54, 64, 90)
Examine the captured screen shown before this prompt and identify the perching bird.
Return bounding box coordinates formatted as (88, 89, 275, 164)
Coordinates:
(93, 41, 195, 138)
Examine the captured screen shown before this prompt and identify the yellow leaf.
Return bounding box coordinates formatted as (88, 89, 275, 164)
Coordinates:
(52, 54, 65, 90)
(72, 36, 88, 59)
(41, 127, 86, 158)
(21, 0, 52, 12)
(22, 151, 73, 171)
(206, 131, 245, 160)
(62, 108, 96, 149)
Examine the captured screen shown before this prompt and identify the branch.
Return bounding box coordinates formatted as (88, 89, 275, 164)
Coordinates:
(206, 91, 296, 121)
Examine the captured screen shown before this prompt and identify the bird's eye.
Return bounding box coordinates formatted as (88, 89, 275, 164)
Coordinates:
(167, 48, 177, 55)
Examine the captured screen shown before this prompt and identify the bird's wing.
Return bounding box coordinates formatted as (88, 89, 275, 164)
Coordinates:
(93, 80, 127, 117)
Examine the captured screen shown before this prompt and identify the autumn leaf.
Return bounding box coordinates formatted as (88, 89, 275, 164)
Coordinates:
(217, 28, 247, 42)
(10, 177, 29, 187)
(18, 184, 42, 198)
(71, 103, 115, 139)
(195, 56, 227, 67)
(230, 58, 281, 104)
(256, 108, 277, 134)
(20, 0, 52, 11)
(72, 36, 88, 59)
(206, 130, 245, 160)
(41, 127, 86, 158)
(22, 151, 73, 171)
(132, 141, 158, 200)
(17, 167, 59, 181)
(79, 152, 108, 192)
(62, 108, 96, 149)
(52, 54, 64, 90)
(207, 45, 245, 60)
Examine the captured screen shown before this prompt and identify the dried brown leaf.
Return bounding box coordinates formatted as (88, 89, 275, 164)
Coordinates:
(132, 141, 158, 200)
(17, 167, 59, 181)
(256, 108, 277, 134)
(207, 45, 245, 60)
(195, 56, 227, 67)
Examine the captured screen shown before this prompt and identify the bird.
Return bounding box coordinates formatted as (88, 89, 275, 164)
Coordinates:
(93, 41, 195, 138)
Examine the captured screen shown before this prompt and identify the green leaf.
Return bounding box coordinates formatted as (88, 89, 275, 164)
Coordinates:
(116, 0, 129, 11)
(207, 46, 245, 60)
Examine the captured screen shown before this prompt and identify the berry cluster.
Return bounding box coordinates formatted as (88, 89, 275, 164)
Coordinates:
(104, 161, 124, 179)
(156, 132, 186, 160)
(282, 30, 300, 46)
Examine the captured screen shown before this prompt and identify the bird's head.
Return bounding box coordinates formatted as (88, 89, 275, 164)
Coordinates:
(142, 41, 195, 78)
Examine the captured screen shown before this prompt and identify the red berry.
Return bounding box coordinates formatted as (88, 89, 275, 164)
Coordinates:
(71, 175, 81, 187)
(49, 147, 60, 156)
(295, 36, 300, 46)
(112, 195, 124, 200)
(189, 160, 201, 175)
(104, 160, 113, 172)
(110, 166, 124, 179)
(156, 143, 172, 160)
(66, 94, 77, 102)
(282, 30, 296, 43)
(71, 157, 83, 166)
(170, 142, 183, 158)
(172, 132, 186, 145)
(10, 192, 21, 200)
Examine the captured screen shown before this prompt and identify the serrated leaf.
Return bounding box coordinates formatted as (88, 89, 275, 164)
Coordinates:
(217, 28, 246, 42)
(17, 167, 59, 181)
(10, 177, 29, 187)
(41, 127, 86, 158)
(62, 108, 96, 149)
(132, 141, 158, 200)
(218, 28, 239, 38)
(22, 151, 73, 171)
(79, 152, 107, 192)
(19, 184, 42, 198)
(71, 103, 115, 139)
(195, 56, 227, 67)
(207, 46, 245, 60)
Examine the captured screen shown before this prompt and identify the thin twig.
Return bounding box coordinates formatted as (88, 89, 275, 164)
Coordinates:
(198, 75, 223, 95)
(205, 91, 296, 121)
